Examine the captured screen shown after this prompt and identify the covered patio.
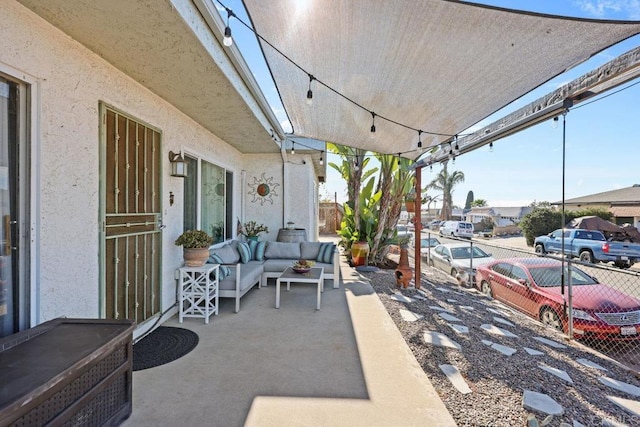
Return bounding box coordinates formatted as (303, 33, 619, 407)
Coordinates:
(125, 254, 456, 426)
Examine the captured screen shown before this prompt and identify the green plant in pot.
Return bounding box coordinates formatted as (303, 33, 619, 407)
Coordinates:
(240, 221, 269, 241)
(175, 229, 213, 267)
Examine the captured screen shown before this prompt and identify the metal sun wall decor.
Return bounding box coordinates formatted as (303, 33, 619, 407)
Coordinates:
(248, 173, 280, 205)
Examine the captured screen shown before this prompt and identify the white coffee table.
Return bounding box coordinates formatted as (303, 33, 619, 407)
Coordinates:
(276, 267, 324, 310)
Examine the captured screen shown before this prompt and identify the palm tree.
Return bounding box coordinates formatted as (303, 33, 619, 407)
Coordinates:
(426, 163, 464, 220)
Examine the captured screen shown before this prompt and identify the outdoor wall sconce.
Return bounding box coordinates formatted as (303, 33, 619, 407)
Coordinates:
(169, 151, 188, 177)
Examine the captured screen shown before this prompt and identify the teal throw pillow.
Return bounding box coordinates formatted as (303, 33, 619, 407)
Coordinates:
(238, 242, 251, 264)
(208, 253, 230, 280)
(316, 243, 335, 264)
(248, 240, 266, 261)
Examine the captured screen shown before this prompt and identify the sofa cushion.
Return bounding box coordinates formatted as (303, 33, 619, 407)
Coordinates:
(300, 242, 323, 260)
(238, 242, 251, 264)
(264, 242, 301, 260)
(207, 253, 230, 279)
(218, 262, 263, 292)
(316, 243, 336, 264)
(262, 259, 296, 272)
(248, 240, 266, 261)
(209, 244, 239, 264)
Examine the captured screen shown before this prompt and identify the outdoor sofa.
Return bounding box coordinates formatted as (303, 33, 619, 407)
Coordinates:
(207, 240, 339, 312)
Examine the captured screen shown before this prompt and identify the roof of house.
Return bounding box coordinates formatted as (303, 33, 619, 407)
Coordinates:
(553, 185, 640, 205)
(467, 206, 533, 218)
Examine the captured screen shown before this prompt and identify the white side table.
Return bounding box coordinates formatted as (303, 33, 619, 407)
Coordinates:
(178, 264, 219, 324)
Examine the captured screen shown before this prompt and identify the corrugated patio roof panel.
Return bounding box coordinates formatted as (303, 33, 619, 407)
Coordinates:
(243, 0, 640, 156)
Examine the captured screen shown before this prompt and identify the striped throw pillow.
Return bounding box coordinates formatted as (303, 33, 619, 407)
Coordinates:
(208, 253, 230, 280)
(316, 243, 335, 264)
(238, 242, 251, 264)
(248, 240, 266, 261)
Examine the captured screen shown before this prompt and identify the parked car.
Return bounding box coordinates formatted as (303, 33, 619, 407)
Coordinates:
(427, 220, 443, 231)
(420, 236, 441, 256)
(439, 221, 474, 239)
(428, 242, 495, 285)
(475, 258, 640, 341)
(534, 228, 640, 269)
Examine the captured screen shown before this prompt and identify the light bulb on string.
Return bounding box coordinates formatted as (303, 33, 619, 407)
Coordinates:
(369, 112, 376, 139)
(223, 8, 234, 47)
(551, 116, 559, 129)
(417, 130, 423, 149)
(454, 135, 459, 152)
(306, 74, 314, 105)
(489, 142, 494, 152)
(319, 151, 324, 166)
(429, 164, 433, 172)
(291, 141, 295, 155)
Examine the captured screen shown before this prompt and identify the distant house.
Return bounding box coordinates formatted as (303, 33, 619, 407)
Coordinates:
(465, 206, 533, 226)
(553, 185, 640, 228)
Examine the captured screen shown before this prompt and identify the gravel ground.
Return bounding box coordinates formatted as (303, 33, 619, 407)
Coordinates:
(361, 265, 640, 427)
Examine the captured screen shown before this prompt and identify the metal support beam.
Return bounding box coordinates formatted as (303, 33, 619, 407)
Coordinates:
(414, 167, 422, 289)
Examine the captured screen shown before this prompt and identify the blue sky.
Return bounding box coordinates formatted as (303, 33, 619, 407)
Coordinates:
(217, 0, 640, 208)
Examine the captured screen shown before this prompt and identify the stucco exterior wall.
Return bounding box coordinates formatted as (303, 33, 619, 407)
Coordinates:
(243, 154, 284, 241)
(1, 2, 247, 323)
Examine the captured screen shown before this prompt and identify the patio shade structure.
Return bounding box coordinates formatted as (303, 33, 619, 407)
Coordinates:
(241, 0, 640, 157)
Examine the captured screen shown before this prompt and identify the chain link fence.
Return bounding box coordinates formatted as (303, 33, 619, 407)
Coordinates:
(419, 231, 640, 371)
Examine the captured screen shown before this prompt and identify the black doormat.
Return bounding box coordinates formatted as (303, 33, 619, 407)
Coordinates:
(133, 326, 199, 371)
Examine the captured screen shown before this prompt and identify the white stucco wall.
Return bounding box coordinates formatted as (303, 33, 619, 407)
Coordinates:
(243, 154, 284, 241)
(1, 2, 247, 323)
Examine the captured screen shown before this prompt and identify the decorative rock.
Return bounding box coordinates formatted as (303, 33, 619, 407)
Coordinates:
(413, 294, 426, 300)
(390, 294, 413, 304)
(522, 390, 564, 416)
(576, 358, 608, 371)
(487, 307, 511, 317)
(539, 363, 573, 384)
(438, 312, 462, 322)
(607, 395, 640, 417)
(493, 316, 515, 327)
(599, 376, 640, 397)
(439, 364, 472, 394)
(446, 299, 458, 303)
(481, 339, 494, 346)
(533, 336, 567, 349)
(399, 309, 423, 322)
(572, 420, 586, 427)
(524, 347, 544, 356)
(423, 331, 461, 350)
(435, 287, 451, 293)
(459, 305, 475, 310)
(491, 343, 517, 356)
(480, 324, 519, 338)
(429, 305, 454, 313)
(448, 323, 469, 334)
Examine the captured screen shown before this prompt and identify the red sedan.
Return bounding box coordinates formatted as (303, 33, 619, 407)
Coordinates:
(475, 258, 640, 341)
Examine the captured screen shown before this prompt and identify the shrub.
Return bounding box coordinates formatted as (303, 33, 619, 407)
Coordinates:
(520, 208, 563, 246)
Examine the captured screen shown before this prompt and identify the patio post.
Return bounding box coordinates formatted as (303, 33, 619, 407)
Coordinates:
(415, 166, 422, 289)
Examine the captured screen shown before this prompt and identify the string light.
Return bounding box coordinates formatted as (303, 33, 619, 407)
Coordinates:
(291, 141, 295, 155)
(417, 130, 423, 148)
(429, 164, 433, 172)
(306, 74, 314, 105)
(319, 151, 324, 165)
(489, 142, 494, 152)
(454, 135, 459, 152)
(369, 112, 376, 138)
(223, 8, 234, 47)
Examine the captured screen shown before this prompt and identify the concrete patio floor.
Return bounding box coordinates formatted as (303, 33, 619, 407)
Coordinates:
(124, 255, 455, 427)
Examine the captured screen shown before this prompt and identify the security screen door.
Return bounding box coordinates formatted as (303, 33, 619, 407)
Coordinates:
(100, 104, 162, 323)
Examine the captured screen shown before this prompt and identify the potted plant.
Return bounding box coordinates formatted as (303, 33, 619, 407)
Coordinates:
(405, 190, 417, 213)
(175, 229, 213, 267)
(240, 221, 269, 241)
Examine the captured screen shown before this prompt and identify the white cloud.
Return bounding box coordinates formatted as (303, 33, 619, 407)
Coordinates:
(574, 0, 640, 19)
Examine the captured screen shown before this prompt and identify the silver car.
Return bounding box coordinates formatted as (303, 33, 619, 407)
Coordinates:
(428, 242, 495, 285)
